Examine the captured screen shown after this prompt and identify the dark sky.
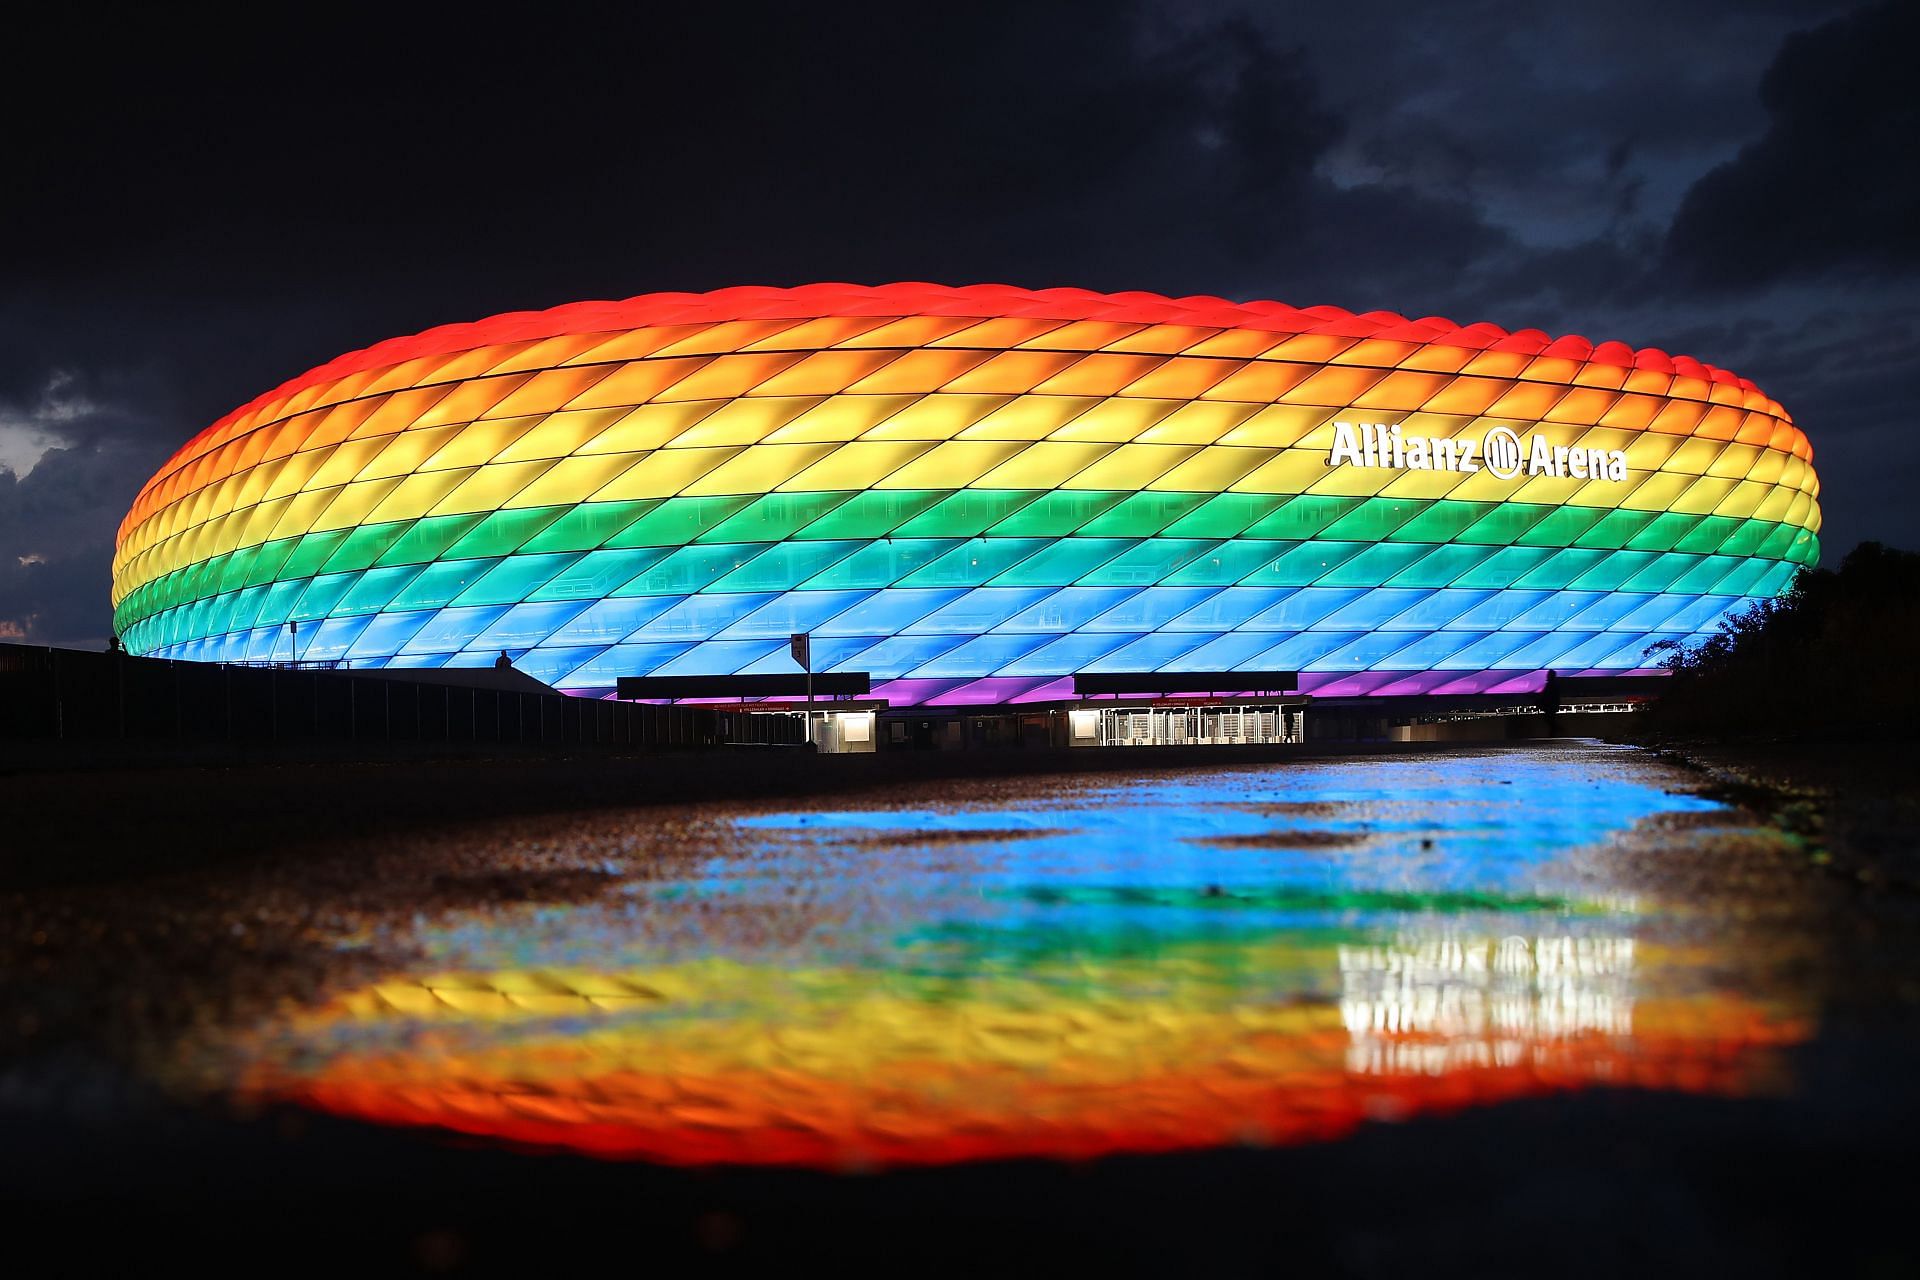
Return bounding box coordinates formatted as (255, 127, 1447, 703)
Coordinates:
(4, 1, 1914, 646)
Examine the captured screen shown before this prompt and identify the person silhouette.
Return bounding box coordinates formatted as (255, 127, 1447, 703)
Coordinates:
(493, 650, 513, 669)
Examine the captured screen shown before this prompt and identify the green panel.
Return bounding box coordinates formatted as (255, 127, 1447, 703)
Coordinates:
(710, 540, 866, 592)
(528, 548, 675, 601)
(1076, 491, 1213, 537)
(389, 558, 502, 610)
(337, 564, 426, 614)
(1673, 515, 1742, 555)
(318, 522, 411, 575)
(443, 507, 570, 560)
(1574, 510, 1666, 552)
(1669, 554, 1740, 595)
(451, 553, 584, 607)
(224, 584, 268, 633)
(1708, 557, 1773, 597)
(251, 576, 312, 628)
(1788, 529, 1820, 565)
(794, 489, 950, 540)
(1606, 510, 1687, 551)
(1449, 546, 1557, 590)
(1162, 540, 1288, 586)
(1716, 518, 1773, 558)
(1752, 559, 1802, 596)
(217, 545, 263, 594)
(614, 543, 773, 596)
(1568, 550, 1658, 592)
(518, 500, 660, 553)
(801, 538, 964, 590)
(987, 491, 1129, 537)
(1080, 539, 1216, 586)
(1244, 495, 1366, 541)
(1317, 542, 1436, 587)
(1458, 503, 1551, 546)
(1320, 498, 1430, 542)
(892, 490, 1043, 538)
(373, 514, 488, 568)
(900, 537, 1052, 588)
(605, 495, 756, 548)
(1388, 501, 1493, 544)
(290, 572, 359, 622)
(278, 529, 352, 582)
(1519, 548, 1616, 590)
(1516, 506, 1607, 548)
(1620, 552, 1702, 593)
(1161, 493, 1288, 539)
(1243, 541, 1369, 587)
(989, 537, 1136, 586)
(698, 492, 857, 544)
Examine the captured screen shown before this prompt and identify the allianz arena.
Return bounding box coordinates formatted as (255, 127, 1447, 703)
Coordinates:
(111, 283, 1820, 705)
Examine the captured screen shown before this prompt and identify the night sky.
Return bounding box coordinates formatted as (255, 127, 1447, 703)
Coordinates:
(3, 1, 1914, 646)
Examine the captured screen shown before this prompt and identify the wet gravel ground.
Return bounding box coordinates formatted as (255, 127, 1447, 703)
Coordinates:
(3, 739, 1918, 1276)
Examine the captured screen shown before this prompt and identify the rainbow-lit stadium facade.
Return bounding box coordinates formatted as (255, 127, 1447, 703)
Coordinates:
(112, 284, 1820, 704)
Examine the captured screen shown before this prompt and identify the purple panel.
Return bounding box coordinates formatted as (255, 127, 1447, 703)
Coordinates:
(924, 676, 1055, 706)
(1009, 676, 1077, 703)
(1371, 670, 1469, 697)
(869, 678, 972, 706)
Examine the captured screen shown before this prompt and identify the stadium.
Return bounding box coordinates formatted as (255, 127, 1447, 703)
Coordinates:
(109, 283, 1820, 746)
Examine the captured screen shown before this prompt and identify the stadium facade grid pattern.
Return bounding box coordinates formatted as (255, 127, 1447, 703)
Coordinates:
(112, 283, 1821, 704)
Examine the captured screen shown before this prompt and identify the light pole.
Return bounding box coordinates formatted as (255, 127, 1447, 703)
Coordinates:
(790, 631, 812, 749)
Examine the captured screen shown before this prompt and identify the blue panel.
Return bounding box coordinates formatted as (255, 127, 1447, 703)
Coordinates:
(1434, 631, 1546, 670)
(500, 646, 609, 684)
(836, 633, 971, 677)
(1446, 589, 1552, 631)
(1595, 632, 1675, 669)
(1244, 631, 1362, 669)
(1173, 632, 1287, 671)
(992, 587, 1140, 634)
(242, 625, 283, 662)
(716, 590, 877, 640)
(996, 631, 1137, 676)
(1654, 594, 1741, 633)
(900, 538, 1052, 588)
(1373, 630, 1488, 670)
(906, 633, 1055, 678)
(811, 587, 967, 637)
(1509, 591, 1608, 631)
(558, 642, 695, 685)
(1373, 589, 1490, 632)
(398, 606, 512, 655)
(1318, 588, 1436, 632)
(473, 600, 595, 649)
(290, 613, 370, 661)
(736, 635, 881, 675)
(1171, 587, 1294, 632)
(629, 593, 779, 641)
(1084, 586, 1221, 632)
(1085, 631, 1219, 671)
(1498, 631, 1598, 670)
(1245, 587, 1368, 631)
(1564, 593, 1657, 631)
(651, 639, 788, 677)
(1315, 631, 1427, 671)
(290, 572, 358, 622)
(544, 595, 683, 645)
(901, 587, 1058, 635)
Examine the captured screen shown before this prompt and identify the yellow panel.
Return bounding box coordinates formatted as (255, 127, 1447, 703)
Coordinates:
(1121, 357, 1236, 400)
(1778, 456, 1810, 491)
(746, 349, 902, 397)
(307, 398, 389, 449)
(268, 486, 343, 541)
(356, 425, 465, 480)
(1060, 444, 1199, 491)
(1482, 382, 1565, 420)
(1745, 449, 1787, 484)
(565, 357, 713, 410)
(261, 447, 334, 501)
(1624, 433, 1685, 470)
(1527, 422, 1586, 448)
(1753, 484, 1798, 523)
(1135, 401, 1261, 445)
(1782, 492, 1815, 527)
(1218, 404, 1337, 449)
(1048, 398, 1184, 443)
(362, 468, 478, 524)
(873, 441, 1029, 490)
(1570, 426, 1636, 454)
(425, 460, 557, 516)
(1032, 352, 1168, 397)
(576, 402, 724, 455)
(942, 350, 1084, 394)
(233, 457, 289, 509)
(681, 443, 840, 496)
(766, 395, 924, 444)
(776, 440, 938, 492)
(350, 385, 458, 439)
(1619, 471, 1693, 512)
(974, 441, 1116, 489)
(1146, 446, 1276, 492)
(310, 477, 406, 532)
(844, 348, 993, 395)
(862, 395, 1010, 440)
(1704, 443, 1762, 479)
(1733, 412, 1778, 446)
(1711, 479, 1767, 520)
(502, 454, 642, 509)
(669, 397, 826, 448)
(958, 395, 1104, 441)
(1228, 449, 1330, 496)
(1646, 399, 1705, 436)
(1662, 438, 1726, 475)
(1303, 458, 1397, 497)
(235, 497, 292, 553)
(590, 447, 743, 501)
(1510, 474, 1588, 505)
(484, 366, 619, 419)
(489, 408, 633, 462)
(1377, 468, 1473, 501)
(1438, 468, 1532, 504)
(420, 418, 542, 471)
(1561, 475, 1630, 509)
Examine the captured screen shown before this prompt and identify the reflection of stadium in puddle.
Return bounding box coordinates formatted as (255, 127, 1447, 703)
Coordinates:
(218, 754, 1810, 1169)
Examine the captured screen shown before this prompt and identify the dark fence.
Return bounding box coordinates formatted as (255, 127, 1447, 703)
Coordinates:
(0, 645, 802, 750)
